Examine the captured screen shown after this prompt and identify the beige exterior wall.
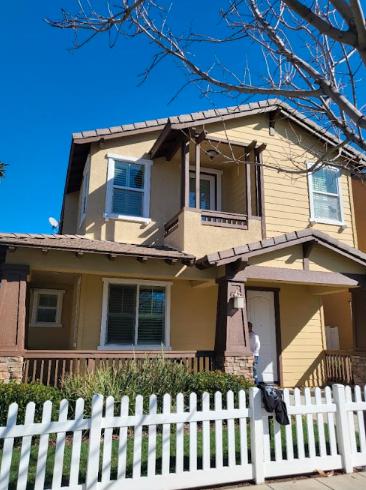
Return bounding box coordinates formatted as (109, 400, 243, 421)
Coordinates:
(62, 191, 79, 234)
(165, 208, 262, 257)
(279, 284, 325, 387)
(63, 112, 357, 257)
(75, 274, 217, 351)
(322, 291, 353, 351)
(352, 178, 366, 253)
(208, 114, 357, 247)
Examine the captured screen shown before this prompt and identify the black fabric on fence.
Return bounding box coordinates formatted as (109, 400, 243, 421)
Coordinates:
(258, 383, 290, 426)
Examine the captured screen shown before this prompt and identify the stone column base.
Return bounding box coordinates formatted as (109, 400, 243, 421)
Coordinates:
(214, 354, 254, 381)
(352, 354, 366, 385)
(0, 356, 23, 383)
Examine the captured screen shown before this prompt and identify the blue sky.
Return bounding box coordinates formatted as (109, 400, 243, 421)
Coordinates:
(1, 0, 251, 233)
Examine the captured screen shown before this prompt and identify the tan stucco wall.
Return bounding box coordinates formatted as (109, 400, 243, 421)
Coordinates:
(62, 191, 79, 234)
(63, 112, 357, 256)
(278, 284, 325, 387)
(27, 274, 75, 350)
(164, 208, 263, 257)
(76, 274, 217, 350)
(322, 291, 353, 351)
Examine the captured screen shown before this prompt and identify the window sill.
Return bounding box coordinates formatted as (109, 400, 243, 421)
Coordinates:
(29, 323, 63, 328)
(310, 218, 347, 228)
(97, 344, 171, 351)
(104, 213, 151, 225)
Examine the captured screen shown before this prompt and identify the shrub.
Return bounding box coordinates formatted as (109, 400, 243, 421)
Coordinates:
(187, 370, 252, 398)
(0, 382, 62, 425)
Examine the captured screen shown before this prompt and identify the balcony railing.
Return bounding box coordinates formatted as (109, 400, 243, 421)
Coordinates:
(201, 210, 248, 229)
(22, 350, 215, 387)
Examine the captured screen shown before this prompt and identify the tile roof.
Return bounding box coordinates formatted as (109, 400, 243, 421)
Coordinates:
(71, 98, 365, 162)
(198, 229, 366, 268)
(0, 234, 194, 263)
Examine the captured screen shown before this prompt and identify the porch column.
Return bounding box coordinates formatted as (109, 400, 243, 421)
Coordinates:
(195, 140, 200, 209)
(180, 139, 190, 208)
(214, 278, 253, 379)
(350, 286, 366, 384)
(0, 264, 29, 382)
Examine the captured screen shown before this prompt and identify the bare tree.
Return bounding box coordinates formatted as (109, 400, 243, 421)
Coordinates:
(48, 0, 366, 173)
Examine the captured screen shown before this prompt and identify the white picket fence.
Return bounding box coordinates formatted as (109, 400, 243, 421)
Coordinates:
(0, 385, 365, 490)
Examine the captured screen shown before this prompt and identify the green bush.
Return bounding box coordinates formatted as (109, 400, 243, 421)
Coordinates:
(187, 370, 252, 398)
(0, 383, 62, 425)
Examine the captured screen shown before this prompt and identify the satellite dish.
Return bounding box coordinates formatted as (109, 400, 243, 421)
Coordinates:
(48, 217, 59, 231)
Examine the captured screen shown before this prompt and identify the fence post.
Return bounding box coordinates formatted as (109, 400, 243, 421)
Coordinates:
(250, 387, 265, 484)
(333, 384, 353, 474)
(86, 394, 104, 489)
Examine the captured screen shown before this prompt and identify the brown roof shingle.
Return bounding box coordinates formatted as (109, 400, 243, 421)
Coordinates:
(0, 234, 195, 263)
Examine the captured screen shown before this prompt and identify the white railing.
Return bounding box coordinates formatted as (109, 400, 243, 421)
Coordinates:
(0, 385, 365, 489)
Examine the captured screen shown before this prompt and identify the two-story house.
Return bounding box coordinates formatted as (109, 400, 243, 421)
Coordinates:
(1, 99, 366, 387)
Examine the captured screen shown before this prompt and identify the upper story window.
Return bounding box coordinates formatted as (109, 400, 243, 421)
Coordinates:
(30, 289, 64, 328)
(105, 154, 152, 223)
(100, 279, 171, 349)
(308, 165, 344, 225)
(188, 168, 222, 211)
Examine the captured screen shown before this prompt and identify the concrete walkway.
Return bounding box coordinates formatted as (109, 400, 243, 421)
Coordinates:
(237, 472, 366, 489)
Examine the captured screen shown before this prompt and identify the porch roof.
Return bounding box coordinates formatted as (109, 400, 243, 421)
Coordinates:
(198, 229, 366, 268)
(0, 233, 195, 265)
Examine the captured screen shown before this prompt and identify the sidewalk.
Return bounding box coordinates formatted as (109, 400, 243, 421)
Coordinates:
(237, 472, 366, 489)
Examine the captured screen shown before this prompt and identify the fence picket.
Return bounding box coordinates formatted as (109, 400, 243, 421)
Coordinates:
(147, 395, 157, 477)
(101, 396, 114, 482)
(214, 392, 223, 469)
(69, 398, 85, 487)
(304, 388, 316, 459)
(0, 384, 365, 490)
(202, 392, 211, 470)
(294, 388, 305, 459)
(0, 403, 18, 490)
(86, 394, 103, 489)
(52, 399, 69, 489)
(162, 394, 171, 475)
(226, 391, 236, 467)
(345, 386, 358, 454)
(16, 402, 35, 490)
(238, 390, 247, 466)
(324, 387, 337, 457)
(175, 393, 184, 474)
(117, 395, 129, 479)
(282, 389, 294, 461)
(132, 395, 143, 479)
(315, 388, 327, 457)
(189, 393, 197, 471)
(34, 400, 52, 490)
(354, 385, 366, 454)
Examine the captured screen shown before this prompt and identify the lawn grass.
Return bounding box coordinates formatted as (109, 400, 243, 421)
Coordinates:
(1, 418, 347, 490)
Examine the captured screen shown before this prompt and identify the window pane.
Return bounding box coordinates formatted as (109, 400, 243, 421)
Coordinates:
(107, 285, 136, 344)
(114, 162, 128, 187)
(129, 164, 144, 189)
(37, 307, 57, 323)
(38, 294, 58, 308)
(314, 193, 341, 221)
(189, 176, 213, 210)
(112, 188, 143, 216)
(138, 287, 165, 345)
(313, 168, 338, 194)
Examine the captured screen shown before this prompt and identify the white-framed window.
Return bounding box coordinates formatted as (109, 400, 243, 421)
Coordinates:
(99, 278, 171, 350)
(105, 153, 152, 224)
(79, 156, 90, 226)
(188, 167, 222, 210)
(308, 164, 344, 225)
(30, 289, 64, 328)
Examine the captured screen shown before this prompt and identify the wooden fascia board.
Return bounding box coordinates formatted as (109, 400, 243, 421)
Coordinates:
(149, 121, 173, 159)
(231, 265, 360, 287)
